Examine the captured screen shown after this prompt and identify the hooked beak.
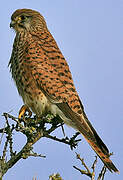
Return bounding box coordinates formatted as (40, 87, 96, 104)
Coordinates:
(10, 20, 16, 28)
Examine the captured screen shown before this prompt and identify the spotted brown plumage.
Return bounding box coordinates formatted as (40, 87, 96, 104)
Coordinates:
(9, 9, 119, 173)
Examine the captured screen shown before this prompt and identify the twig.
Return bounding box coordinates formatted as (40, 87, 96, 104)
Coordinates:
(73, 165, 92, 178)
(73, 153, 92, 178)
(73, 153, 108, 179)
(44, 133, 80, 149)
(76, 153, 91, 174)
(91, 156, 97, 180)
(0, 124, 6, 145)
(24, 151, 46, 158)
(97, 165, 107, 180)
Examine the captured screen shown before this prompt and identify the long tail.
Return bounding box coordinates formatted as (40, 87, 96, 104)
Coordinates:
(83, 134, 119, 173)
(79, 114, 119, 173)
(77, 99, 119, 173)
(56, 101, 119, 173)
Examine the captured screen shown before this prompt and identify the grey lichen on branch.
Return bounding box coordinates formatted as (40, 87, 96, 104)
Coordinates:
(49, 173, 63, 180)
(0, 112, 81, 179)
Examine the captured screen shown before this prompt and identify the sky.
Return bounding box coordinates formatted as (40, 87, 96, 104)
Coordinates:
(0, 0, 122, 179)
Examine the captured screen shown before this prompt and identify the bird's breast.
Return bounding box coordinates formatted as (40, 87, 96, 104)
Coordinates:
(22, 90, 69, 122)
(22, 90, 50, 116)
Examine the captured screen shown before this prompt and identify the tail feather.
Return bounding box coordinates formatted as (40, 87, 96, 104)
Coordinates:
(56, 101, 119, 173)
(78, 99, 119, 172)
(84, 137, 119, 173)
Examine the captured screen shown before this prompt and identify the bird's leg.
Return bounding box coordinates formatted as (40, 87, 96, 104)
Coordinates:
(18, 105, 32, 119)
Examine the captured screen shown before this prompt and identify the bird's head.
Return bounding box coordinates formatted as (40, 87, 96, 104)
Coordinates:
(10, 9, 47, 33)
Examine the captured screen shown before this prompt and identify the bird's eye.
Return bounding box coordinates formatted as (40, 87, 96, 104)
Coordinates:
(21, 15, 26, 20)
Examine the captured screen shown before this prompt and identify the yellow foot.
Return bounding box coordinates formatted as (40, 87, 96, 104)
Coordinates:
(18, 105, 32, 119)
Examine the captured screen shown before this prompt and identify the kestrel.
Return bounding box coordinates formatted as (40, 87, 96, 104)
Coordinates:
(9, 9, 119, 173)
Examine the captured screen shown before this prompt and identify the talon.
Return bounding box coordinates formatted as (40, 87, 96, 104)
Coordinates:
(18, 105, 32, 119)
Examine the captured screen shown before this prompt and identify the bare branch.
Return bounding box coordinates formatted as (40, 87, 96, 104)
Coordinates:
(97, 165, 107, 180)
(73, 153, 92, 178)
(24, 150, 46, 158)
(91, 156, 97, 180)
(44, 132, 81, 150)
(73, 153, 107, 180)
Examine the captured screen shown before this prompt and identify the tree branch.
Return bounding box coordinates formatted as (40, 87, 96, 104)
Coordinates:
(0, 112, 80, 178)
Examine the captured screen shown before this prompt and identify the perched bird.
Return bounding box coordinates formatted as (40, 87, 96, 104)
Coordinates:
(9, 8, 119, 173)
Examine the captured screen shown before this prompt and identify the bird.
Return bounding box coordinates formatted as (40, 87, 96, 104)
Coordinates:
(9, 8, 119, 173)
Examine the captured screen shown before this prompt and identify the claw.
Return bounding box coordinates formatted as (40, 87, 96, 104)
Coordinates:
(18, 105, 32, 119)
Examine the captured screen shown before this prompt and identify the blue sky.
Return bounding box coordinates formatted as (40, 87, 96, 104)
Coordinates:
(0, 0, 122, 179)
